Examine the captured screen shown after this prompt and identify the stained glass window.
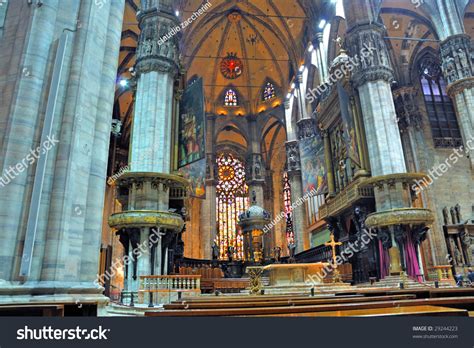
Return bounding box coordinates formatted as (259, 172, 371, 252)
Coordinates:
(283, 172, 294, 245)
(216, 154, 249, 260)
(224, 89, 238, 107)
(419, 57, 462, 148)
(263, 82, 276, 101)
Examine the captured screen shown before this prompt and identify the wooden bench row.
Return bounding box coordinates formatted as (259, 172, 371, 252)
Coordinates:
(164, 294, 415, 310)
(146, 296, 474, 317)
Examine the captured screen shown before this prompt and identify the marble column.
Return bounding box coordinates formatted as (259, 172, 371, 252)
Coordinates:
(344, 0, 413, 276)
(247, 115, 265, 206)
(131, 2, 179, 173)
(440, 34, 474, 168)
(201, 113, 217, 259)
(393, 87, 424, 172)
(111, 0, 182, 292)
(0, 0, 125, 309)
(345, 19, 407, 209)
(285, 140, 306, 253)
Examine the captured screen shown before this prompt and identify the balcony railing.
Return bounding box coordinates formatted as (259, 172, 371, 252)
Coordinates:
(319, 178, 374, 219)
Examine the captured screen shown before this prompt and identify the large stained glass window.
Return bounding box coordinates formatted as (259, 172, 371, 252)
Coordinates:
(216, 154, 249, 260)
(263, 82, 276, 101)
(224, 89, 238, 107)
(419, 57, 462, 148)
(283, 172, 294, 245)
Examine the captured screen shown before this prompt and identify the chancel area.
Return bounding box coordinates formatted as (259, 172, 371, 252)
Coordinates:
(1, 0, 474, 317)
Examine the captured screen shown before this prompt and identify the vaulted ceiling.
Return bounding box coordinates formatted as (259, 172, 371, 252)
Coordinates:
(179, 0, 309, 116)
(114, 0, 320, 146)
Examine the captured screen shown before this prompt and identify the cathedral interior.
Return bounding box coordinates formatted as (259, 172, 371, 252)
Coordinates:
(1, 0, 474, 317)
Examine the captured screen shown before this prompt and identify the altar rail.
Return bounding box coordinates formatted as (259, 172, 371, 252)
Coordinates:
(431, 266, 455, 283)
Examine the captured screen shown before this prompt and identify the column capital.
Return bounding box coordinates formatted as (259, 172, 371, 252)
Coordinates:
(135, 6, 180, 76)
(440, 34, 474, 88)
(296, 118, 317, 140)
(346, 23, 394, 88)
(285, 140, 301, 174)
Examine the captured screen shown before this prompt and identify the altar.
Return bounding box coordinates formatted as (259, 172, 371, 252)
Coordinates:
(263, 263, 329, 286)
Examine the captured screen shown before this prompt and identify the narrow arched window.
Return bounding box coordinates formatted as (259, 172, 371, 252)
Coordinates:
(419, 57, 462, 148)
(224, 89, 238, 107)
(263, 82, 276, 101)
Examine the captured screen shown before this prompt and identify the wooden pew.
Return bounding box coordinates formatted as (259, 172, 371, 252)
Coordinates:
(164, 294, 416, 310)
(146, 296, 474, 317)
(265, 305, 468, 317)
(178, 294, 358, 304)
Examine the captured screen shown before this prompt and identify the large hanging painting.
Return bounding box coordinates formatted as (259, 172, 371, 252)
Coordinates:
(178, 78, 206, 168)
(178, 158, 206, 199)
(299, 132, 327, 196)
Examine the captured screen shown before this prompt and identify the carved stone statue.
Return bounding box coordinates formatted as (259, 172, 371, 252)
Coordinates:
(450, 207, 458, 225)
(254, 159, 261, 179)
(251, 190, 257, 205)
(288, 242, 296, 262)
(227, 245, 235, 262)
(442, 207, 450, 225)
(455, 204, 463, 224)
(212, 242, 220, 260)
(273, 246, 282, 263)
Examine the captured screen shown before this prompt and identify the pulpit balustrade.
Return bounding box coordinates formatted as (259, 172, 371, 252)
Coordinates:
(139, 275, 201, 306)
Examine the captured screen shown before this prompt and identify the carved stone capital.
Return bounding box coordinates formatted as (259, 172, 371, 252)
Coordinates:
(296, 118, 317, 140)
(447, 77, 474, 98)
(285, 140, 301, 174)
(346, 24, 394, 88)
(135, 6, 180, 76)
(440, 34, 474, 86)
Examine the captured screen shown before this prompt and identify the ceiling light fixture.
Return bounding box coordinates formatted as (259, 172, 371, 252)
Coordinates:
(318, 19, 327, 30)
